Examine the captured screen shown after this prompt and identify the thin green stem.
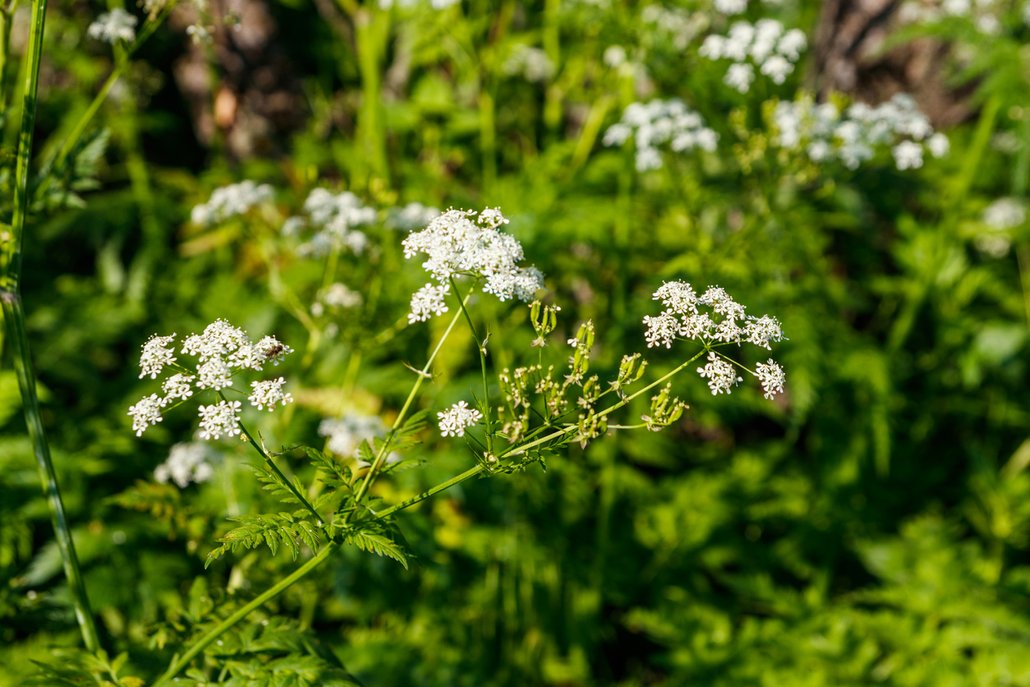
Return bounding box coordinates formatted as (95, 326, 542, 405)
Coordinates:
(223, 395, 324, 527)
(374, 463, 486, 520)
(152, 543, 338, 687)
(156, 453, 488, 684)
(36, 3, 175, 203)
(0, 5, 11, 123)
(0, 0, 101, 654)
(2, 297, 101, 653)
(450, 278, 493, 455)
(352, 293, 470, 506)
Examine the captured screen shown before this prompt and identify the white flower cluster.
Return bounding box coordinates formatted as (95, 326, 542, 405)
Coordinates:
(699, 20, 807, 93)
(503, 45, 555, 83)
(772, 93, 950, 170)
(975, 197, 1026, 257)
(128, 320, 293, 438)
(154, 442, 218, 488)
(603, 99, 718, 172)
(87, 9, 138, 44)
(282, 188, 376, 257)
(402, 208, 544, 323)
(311, 282, 362, 318)
(191, 181, 274, 226)
(640, 5, 708, 50)
(983, 197, 1026, 230)
(387, 202, 441, 231)
(643, 281, 786, 398)
(379, 0, 459, 9)
(898, 0, 1006, 35)
(318, 413, 399, 467)
(437, 401, 483, 438)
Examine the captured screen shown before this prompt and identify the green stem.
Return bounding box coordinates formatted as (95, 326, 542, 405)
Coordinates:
(352, 6, 390, 188)
(225, 398, 324, 527)
(156, 453, 490, 684)
(0, 5, 11, 124)
(2, 296, 102, 653)
(374, 463, 486, 520)
(0, 0, 101, 655)
(450, 278, 493, 455)
(353, 295, 469, 506)
(36, 3, 175, 203)
(152, 543, 338, 687)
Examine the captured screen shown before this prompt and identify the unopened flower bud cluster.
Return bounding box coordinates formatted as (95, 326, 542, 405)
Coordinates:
(772, 93, 950, 170)
(699, 19, 807, 93)
(128, 320, 294, 439)
(402, 208, 544, 323)
(643, 281, 786, 398)
(603, 99, 718, 172)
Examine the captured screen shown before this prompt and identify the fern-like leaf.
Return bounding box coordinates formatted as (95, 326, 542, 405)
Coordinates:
(206, 513, 325, 568)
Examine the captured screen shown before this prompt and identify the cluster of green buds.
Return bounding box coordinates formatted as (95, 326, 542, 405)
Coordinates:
(642, 383, 688, 432)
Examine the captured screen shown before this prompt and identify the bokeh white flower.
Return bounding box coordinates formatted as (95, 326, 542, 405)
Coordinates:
(88, 9, 138, 44)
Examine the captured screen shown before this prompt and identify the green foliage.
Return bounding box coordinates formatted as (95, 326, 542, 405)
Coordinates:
(205, 513, 324, 567)
(3, 0, 1029, 685)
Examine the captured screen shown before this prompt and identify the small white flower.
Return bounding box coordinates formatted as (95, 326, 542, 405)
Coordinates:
(437, 401, 483, 437)
(699, 286, 746, 321)
(697, 352, 743, 396)
(88, 9, 138, 44)
(248, 377, 293, 411)
(139, 334, 177, 379)
(195, 358, 233, 390)
(653, 281, 698, 315)
(755, 359, 786, 400)
(161, 373, 195, 402)
(197, 400, 242, 440)
(742, 315, 784, 349)
(643, 312, 682, 349)
(408, 283, 451, 323)
(128, 394, 165, 436)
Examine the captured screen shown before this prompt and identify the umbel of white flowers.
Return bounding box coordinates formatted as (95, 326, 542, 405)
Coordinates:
(643, 281, 786, 399)
(128, 320, 294, 439)
(402, 208, 544, 323)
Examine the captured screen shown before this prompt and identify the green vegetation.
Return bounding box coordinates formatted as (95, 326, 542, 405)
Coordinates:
(1, 0, 1028, 684)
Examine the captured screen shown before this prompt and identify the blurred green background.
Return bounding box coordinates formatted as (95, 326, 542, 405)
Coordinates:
(1, 0, 1029, 684)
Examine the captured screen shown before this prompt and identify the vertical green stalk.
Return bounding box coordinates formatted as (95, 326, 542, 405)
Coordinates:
(353, 6, 390, 189)
(0, 0, 101, 654)
(0, 2, 12, 125)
